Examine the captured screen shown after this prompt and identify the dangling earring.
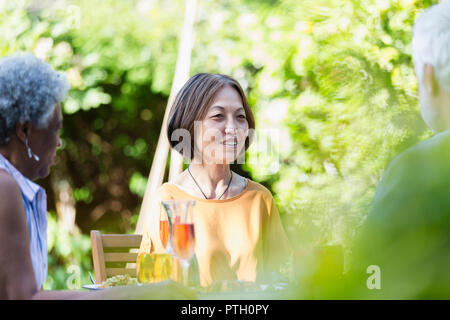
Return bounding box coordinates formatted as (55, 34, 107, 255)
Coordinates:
(25, 137, 40, 162)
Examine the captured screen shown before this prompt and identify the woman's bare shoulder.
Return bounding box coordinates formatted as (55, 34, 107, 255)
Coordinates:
(0, 170, 23, 205)
(0, 169, 19, 190)
(0, 170, 25, 227)
(245, 179, 272, 196)
(0, 170, 36, 300)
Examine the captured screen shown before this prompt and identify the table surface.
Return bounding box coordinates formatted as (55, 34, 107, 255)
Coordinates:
(83, 281, 299, 299)
(197, 289, 298, 300)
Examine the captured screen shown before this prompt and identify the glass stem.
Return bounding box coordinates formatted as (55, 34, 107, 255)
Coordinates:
(181, 260, 190, 287)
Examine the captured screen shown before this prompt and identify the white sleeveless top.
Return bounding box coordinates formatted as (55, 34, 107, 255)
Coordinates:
(0, 153, 47, 290)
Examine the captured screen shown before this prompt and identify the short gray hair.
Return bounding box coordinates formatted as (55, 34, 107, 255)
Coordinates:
(0, 53, 70, 145)
(412, 1, 450, 92)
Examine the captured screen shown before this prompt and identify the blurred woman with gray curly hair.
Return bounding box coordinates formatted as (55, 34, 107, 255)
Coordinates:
(0, 53, 193, 300)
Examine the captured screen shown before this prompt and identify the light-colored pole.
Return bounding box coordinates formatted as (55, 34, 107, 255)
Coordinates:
(136, 0, 197, 234)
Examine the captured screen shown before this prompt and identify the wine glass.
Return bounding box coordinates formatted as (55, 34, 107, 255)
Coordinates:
(161, 200, 196, 286)
(159, 205, 171, 253)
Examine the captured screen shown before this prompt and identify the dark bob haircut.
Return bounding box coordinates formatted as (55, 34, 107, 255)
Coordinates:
(167, 73, 255, 159)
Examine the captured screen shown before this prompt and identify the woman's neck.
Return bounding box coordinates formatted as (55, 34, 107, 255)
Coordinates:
(0, 139, 34, 180)
(188, 162, 232, 198)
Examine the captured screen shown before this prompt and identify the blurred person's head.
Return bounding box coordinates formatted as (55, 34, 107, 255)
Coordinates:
(0, 53, 69, 180)
(167, 73, 255, 165)
(412, 1, 450, 132)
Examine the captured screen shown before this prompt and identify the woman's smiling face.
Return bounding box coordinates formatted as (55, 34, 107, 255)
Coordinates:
(194, 85, 249, 165)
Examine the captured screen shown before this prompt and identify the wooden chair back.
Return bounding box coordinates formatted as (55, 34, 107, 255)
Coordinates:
(90, 230, 142, 284)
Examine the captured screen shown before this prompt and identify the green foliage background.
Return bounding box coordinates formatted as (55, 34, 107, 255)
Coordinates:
(0, 0, 438, 289)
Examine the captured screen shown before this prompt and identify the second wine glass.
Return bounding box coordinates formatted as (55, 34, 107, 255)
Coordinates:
(161, 199, 196, 286)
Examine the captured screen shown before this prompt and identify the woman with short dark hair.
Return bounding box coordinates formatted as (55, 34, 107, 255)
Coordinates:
(139, 73, 291, 286)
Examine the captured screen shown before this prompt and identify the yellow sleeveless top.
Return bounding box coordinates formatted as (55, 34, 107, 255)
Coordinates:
(138, 180, 291, 286)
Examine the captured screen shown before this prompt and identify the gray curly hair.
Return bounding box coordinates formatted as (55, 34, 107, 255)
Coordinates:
(0, 53, 70, 145)
(412, 1, 450, 92)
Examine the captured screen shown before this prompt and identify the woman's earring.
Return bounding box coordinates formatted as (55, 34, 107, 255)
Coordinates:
(25, 137, 40, 162)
